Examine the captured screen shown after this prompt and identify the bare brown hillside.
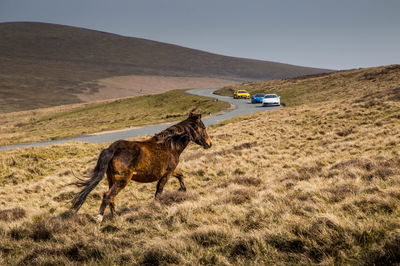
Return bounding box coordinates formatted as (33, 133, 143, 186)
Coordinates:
(0, 22, 330, 113)
(77, 75, 238, 102)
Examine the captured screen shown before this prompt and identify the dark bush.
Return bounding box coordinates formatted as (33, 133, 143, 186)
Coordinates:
(53, 191, 75, 202)
(19, 248, 60, 265)
(365, 233, 400, 265)
(157, 191, 197, 206)
(101, 224, 120, 233)
(292, 217, 350, 263)
(140, 245, 181, 266)
(354, 199, 395, 215)
(225, 189, 255, 205)
(9, 226, 30, 240)
(232, 177, 263, 186)
(30, 221, 53, 241)
(265, 234, 305, 253)
(228, 236, 259, 258)
(0, 207, 26, 221)
(233, 142, 257, 150)
(64, 242, 104, 262)
(190, 227, 229, 247)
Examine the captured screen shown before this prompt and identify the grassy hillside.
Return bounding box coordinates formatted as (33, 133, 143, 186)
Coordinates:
(0, 22, 330, 113)
(0, 66, 399, 264)
(216, 65, 400, 107)
(0, 90, 230, 146)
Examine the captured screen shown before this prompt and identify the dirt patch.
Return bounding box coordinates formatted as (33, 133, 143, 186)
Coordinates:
(77, 75, 239, 102)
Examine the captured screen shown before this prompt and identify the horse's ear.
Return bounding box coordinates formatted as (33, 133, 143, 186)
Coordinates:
(188, 107, 197, 116)
(188, 112, 201, 120)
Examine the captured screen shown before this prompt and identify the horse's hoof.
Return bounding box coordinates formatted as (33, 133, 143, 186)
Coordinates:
(178, 187, 187, 192)
(95, 214, 103, 223)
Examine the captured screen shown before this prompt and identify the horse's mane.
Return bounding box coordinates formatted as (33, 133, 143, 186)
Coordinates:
(151, 117, 196, 150)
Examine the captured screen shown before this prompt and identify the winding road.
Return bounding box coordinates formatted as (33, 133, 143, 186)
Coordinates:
(0, 89, 280, 151)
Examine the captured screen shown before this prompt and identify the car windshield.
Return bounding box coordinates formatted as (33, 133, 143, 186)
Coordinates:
(264, 95, 277, 98)
(255, 94, 264, 97)
(238, 91, 247, 93)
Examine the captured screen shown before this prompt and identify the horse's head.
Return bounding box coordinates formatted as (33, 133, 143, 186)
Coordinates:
(187, 112, 212, 149)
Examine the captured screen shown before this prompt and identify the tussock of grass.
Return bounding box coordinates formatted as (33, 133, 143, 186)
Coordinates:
(225, 188, 255, 205)
(231, 176, 263, 187)
(0, 207, 25, 221)
(190, 226, 230, 247)
(140, 242, 181, 265)
(157, 191, 198, 206)
(0, 65, 399, 264)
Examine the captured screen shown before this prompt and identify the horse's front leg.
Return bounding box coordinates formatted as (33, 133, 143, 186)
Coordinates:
(173, 170, 186, 192)
(155, 174, 170, 199)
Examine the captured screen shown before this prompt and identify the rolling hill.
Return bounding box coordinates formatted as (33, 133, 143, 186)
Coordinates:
(0, 22, 330, 113)
(0, 65, 399, 264)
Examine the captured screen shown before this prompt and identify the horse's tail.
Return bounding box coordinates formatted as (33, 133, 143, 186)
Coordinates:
(70, 147, 115, 212)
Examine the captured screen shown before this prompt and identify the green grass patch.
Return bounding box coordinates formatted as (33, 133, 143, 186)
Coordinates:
(1, 90, 230, 146)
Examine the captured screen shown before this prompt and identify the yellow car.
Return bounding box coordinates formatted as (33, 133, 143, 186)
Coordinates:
(233, 90, 251, 99)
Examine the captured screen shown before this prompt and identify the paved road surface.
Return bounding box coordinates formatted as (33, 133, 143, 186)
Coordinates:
(0, 89, 280, 151)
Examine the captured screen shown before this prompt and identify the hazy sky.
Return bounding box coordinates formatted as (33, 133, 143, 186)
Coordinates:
(1, 0, 399, 70)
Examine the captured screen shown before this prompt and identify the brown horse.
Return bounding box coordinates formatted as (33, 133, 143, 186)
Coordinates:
(70, 112, 212, 222)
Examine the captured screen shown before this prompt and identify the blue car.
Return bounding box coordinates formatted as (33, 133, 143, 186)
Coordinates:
(251, 93, 265, 103)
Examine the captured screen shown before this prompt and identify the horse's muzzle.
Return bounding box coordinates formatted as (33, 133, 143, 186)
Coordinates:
(204, 138, 212, 149)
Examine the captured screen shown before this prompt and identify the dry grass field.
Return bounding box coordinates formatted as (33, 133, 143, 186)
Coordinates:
(0, 65, 399, 265)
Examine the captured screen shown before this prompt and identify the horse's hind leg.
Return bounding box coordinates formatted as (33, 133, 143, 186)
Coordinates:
(173, 171, 186, 192)
(109, 199, 116, 218)
(97, 176, 129, 223)
(104, 170, 117, 218)
(101, 170, 114, 215)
